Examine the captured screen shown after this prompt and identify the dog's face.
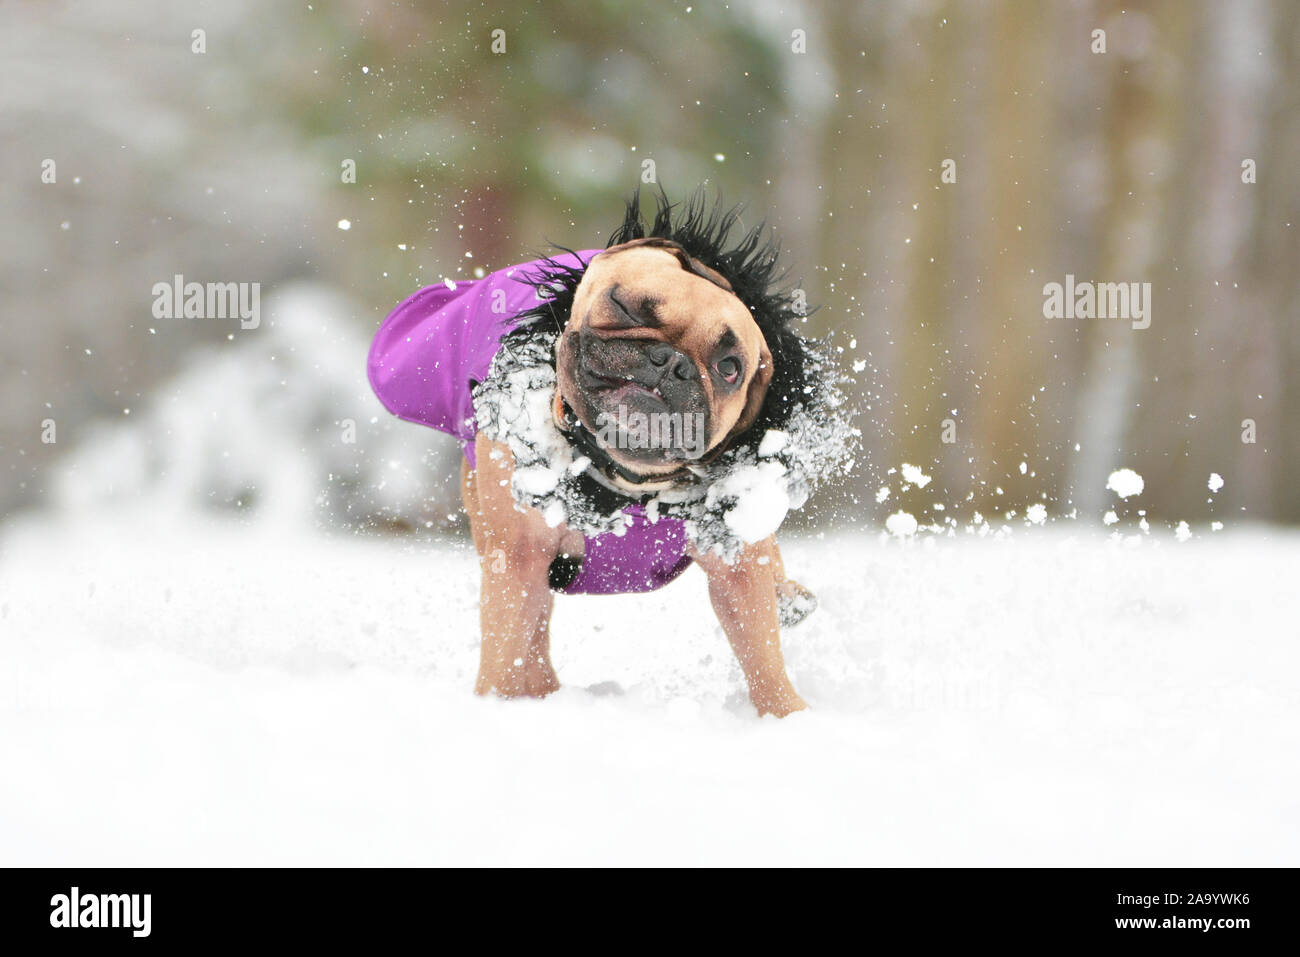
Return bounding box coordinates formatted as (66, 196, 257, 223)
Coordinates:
(555, 239, 773, 477)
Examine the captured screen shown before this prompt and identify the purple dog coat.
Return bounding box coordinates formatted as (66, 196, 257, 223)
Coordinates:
(367, 251, 694, 596)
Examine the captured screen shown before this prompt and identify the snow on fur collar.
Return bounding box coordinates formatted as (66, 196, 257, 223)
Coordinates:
(472, 328, 856, 561)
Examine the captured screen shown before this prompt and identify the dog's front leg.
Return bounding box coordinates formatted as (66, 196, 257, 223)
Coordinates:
(470, 434, 564, 698)
(690, 537, 807, 717)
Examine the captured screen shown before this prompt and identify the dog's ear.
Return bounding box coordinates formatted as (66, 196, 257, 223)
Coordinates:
(603, 236, 674, 255)
(602, 237, 734, 292)
(726, 335, 774, 445)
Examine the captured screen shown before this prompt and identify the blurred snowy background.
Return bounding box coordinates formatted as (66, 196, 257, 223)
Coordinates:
(2, 0, 1299, 865)
(3, 0, 1298, 528)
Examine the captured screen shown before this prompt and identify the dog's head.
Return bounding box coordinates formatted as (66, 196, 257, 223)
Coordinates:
(554, 236, 774, 478)
(497, 188, 813, 490)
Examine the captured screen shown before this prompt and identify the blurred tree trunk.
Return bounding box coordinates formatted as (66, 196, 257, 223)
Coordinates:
(799, 2, 890, 528)
(892, 2, 959, 512)
(1126, 1, 1204, 523)
(1248, 0, 1300, 522)
(965, 0, 1051, 517)
(1069, 0, 1178, 517)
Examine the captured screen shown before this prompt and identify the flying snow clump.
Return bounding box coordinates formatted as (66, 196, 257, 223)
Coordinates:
(900, 463, 932, 488)
(1106, 468, 1144, 499)
(885, 511, 919, 537)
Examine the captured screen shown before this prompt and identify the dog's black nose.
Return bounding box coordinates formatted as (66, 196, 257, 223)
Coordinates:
(646, 343, 674, 366)
(643, 342, 697, 381)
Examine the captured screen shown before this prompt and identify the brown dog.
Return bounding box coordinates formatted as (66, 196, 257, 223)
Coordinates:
(462, 239, 813, 717)
(369, 193, 850, 717)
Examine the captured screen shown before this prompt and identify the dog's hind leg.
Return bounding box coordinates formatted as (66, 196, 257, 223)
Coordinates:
(768, 541, 818, 628)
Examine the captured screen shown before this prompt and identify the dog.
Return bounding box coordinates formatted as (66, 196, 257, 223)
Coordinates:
(368, 190, 852, 717)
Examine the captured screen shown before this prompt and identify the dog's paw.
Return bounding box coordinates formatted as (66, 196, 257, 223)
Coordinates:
(524, 662, 562, 697)
(753, 689, 808, 718)
(475, 657, 561, 699)
(776, 580, 818, 629)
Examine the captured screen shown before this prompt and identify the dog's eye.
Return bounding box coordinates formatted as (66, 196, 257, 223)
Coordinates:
(714, 356, 741, 384)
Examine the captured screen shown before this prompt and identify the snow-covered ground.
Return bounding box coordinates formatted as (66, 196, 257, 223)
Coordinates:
(2, 509, 1296, 866)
